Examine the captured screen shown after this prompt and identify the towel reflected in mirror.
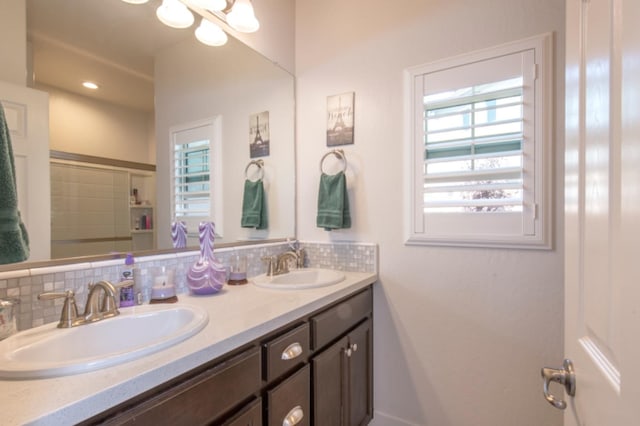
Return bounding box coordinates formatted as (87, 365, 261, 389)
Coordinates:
(0, 104, 29, 264)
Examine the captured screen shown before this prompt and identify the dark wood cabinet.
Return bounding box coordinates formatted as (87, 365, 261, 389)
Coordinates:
(263, 323, 310, 382)
(95, 347, 262, 426)
(346, 319, 373, 426)
(267, 365, 310, 426)
(84, 285, 373, 426)
(311, 335, 348, 425)
(311, 320, 372, 426)
(224, 398, 262, 426)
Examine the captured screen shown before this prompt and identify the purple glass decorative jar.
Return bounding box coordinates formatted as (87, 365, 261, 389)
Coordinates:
(187, 222, 226, 295)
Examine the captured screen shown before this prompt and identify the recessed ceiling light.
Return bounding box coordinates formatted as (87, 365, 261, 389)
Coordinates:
(82, 81, 99, 90)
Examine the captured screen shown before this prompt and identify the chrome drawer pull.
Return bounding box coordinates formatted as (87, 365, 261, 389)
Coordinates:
(283, 405, 304, 426)
(281, 342, 303, 360)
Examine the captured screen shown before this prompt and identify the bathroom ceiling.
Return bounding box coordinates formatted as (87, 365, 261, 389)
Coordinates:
(27, 0, 190, 111)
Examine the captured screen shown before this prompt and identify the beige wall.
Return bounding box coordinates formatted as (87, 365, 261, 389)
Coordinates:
(295, 1, 565, 425)
(0, 0, 26, 86)
(41, 84, 154, 164)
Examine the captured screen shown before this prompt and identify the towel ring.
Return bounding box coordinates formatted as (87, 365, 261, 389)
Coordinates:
(245, 159, 264, 181)
(320, 149, 347, 174)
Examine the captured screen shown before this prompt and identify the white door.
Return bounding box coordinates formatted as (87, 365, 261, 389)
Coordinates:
(551, 0, 640, 424)
(0, 80, 50, 261)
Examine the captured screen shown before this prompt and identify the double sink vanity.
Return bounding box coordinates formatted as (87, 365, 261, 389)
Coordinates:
(0, 256, 376, 425)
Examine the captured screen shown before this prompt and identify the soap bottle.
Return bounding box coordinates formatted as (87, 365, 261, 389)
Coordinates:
(119, 253, 136, 307)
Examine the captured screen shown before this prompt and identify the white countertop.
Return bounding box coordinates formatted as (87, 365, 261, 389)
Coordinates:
(0, 271, 376, 425)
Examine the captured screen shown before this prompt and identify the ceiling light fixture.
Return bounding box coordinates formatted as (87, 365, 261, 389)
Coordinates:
(156, 0, 195, 29)
(195, 18, 228, 46)
(82, 81, 99, 90)
(189, 0, 227, 12)
(226, 0, 260, 33)
(123, 0, 260, 47)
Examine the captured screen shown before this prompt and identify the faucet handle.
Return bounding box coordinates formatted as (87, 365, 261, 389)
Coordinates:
(261, 255, 277, 276)
(38, 290, 79, 328)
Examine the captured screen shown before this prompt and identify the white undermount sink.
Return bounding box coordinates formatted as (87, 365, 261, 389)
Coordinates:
(252, 268, 345, 290)
(0, 304, 208, 379)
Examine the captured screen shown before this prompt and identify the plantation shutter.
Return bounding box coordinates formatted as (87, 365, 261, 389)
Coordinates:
(420, 48, 536, 234)
(423, 80, 524, 212)
(172, 125, 212, 229)
(406, 35, 551, 248)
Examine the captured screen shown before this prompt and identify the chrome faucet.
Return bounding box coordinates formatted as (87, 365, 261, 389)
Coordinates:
(276, 251, 299, 275)
(262, 248, 307, 276)
(38, 280, 120, 328)
(83, 280, 119, 323)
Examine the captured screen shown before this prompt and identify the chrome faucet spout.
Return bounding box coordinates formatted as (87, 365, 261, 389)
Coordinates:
(275, 251, 299, 275)
(84, 280, 119, 322)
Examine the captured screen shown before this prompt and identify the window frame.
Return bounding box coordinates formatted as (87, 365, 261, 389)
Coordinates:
(170, 116, 224, 237)
(404, 33, 553, 249)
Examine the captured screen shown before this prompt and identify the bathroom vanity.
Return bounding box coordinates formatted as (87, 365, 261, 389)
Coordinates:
(0, 271, 376, 425)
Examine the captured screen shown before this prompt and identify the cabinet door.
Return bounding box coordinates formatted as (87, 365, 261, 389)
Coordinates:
(312, 336, 348, 425)
(347, 319, 372, 426)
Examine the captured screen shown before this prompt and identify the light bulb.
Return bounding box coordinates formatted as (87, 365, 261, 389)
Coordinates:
(195, 18, 228, 46)
(156, 0, 195, 29)
(121, 0, 149, 4)
(226, 0, 259, 33)
(82, 81, 99, 90)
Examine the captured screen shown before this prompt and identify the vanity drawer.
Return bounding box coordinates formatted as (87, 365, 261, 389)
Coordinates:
(310, 287, 372, 350)
(263, 323, 309, 382)
(223, 397, 262, 426)
(267, 364, 310, 426)
(108, 347, 261, 425)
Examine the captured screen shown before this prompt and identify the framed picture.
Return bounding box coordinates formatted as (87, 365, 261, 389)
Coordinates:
(249, 111, 270, 158)
(326, 92, 354, 146)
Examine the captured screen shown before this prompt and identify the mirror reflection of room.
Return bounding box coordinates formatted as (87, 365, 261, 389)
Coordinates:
(0, 0, 295, 264)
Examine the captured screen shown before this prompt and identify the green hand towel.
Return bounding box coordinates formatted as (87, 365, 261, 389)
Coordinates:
(241, 179, 268, 229)
(0, 104, 29, 264)
(316, 171, 351, 230)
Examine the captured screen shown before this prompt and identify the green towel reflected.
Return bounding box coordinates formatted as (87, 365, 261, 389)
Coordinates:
(0, 104, 29, 264)
(316, 171, 351, 231)
(241, 179, 268, 229)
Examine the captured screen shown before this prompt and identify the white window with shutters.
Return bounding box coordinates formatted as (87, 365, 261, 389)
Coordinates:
(405, 34, 553, 248)
(170, 117, 224, 236)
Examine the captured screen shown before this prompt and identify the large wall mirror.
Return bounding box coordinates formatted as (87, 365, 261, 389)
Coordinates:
(0, 0, 295, 270)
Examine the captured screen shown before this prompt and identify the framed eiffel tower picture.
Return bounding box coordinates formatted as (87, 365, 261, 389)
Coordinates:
(327, 92, 355, 146)
(249, 111, 270, 158)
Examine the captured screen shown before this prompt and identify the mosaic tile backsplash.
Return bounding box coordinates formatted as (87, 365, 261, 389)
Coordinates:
(0, 241, 377, 332)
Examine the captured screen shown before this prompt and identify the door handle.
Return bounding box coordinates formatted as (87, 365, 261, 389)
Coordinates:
(541, 359, 576, 410)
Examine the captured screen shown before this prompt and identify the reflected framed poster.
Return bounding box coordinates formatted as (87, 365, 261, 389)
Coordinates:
(249, 111, 270, 158)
